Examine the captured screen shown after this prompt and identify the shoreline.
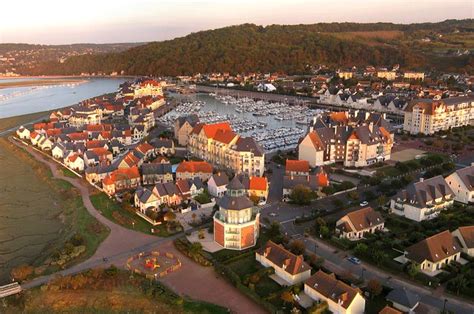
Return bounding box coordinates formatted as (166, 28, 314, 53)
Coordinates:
(0, 78, 88, 89)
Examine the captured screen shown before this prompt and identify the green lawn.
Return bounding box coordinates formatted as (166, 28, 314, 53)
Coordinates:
(227, 254, 262, 277)
(90, 192, 174, 237)
(62, 168, 79, 178)
(183, 300, 229, 314)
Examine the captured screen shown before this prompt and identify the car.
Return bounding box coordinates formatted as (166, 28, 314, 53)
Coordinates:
(359, 201, 368, 207)
(347, 256, 361, 265)
(269, 212, 277, 217)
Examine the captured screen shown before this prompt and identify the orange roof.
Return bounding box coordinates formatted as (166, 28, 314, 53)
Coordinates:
(86, 124, 112, 132)
(30, 131, 39, 139)
(308, 132, 323, 149)
(122, 152, 140, 167)
(46, 128, 62, 137)
(379, 126, 391, 141)
(100, 131, 112, 139)
(249, 176, 268, 191)
(135, 142, 154, 154)
(103, 166, 140, 186)
(176, 161, 213, 174)
(379, 306, 402, 314)
(68, 154, 80, 162)
(90, 147, 111, 157)
(330, 111, 348, 123)
(140, 79, 161, 87)
(202, 122, 232, 139)
(86, 140, 106, 149)
(286, 160, 309, 173)
(348, 131, 359, 140)
(68, 132, 88, 141)
(213, 129, 237, 144)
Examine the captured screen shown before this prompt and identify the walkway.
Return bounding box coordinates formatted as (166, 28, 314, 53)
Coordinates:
(12, 138, 264, 313)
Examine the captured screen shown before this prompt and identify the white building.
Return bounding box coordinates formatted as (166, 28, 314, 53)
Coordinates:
(445, 164, 474, 204)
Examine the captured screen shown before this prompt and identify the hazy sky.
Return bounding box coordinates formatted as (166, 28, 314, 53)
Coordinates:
(1, 0, 472, 44)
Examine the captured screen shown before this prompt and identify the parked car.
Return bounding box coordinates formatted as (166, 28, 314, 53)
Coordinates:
(269, 212, 277, 217)
(347, 256, 361, 265)
(359, 201, 368, 207)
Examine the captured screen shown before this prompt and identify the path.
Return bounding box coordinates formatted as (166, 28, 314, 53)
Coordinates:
(11, 138, 264, 314)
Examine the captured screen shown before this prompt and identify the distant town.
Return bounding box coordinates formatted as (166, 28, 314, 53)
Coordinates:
(3, 63, 473, 314)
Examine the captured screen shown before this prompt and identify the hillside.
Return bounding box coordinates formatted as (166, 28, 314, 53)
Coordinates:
(20, 20, 474, 76)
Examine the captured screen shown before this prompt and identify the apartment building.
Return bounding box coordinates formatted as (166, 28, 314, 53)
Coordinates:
(298, 111, 394, 167)
(390, 176, 454, 222)
(188, 122, 265, 177)
(403, 96, 474, 135)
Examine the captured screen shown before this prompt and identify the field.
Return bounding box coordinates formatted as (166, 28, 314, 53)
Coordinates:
(0, 138, 109, 281)
(0, 111, 50, 132)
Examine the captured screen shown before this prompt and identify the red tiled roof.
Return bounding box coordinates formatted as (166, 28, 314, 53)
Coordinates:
(122, 152, 140, 167)
(249, 176, 268, 191)
(90, 147, 111, 157)
(86, 124, 112, 132)
(257, 241, 310, 275)
(176, 161, 213, 174)
(68, 154, 80, 163)
(103, 166, 140, 186)
(135, 142, 154, 155)
(286, 160, 309, 173)
(202, 122, 232, 139)
(317, 168, 329, 187)
(213, 129, 237, 144)
(308, 132, 323, 149)
(68, 132, 88, 141)
(406, 230, 461, 264)
(46, 129, 62, 137)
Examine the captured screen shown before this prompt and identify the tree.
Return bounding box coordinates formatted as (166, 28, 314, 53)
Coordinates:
(268, 221, 282, 239)
(189, 242, 203, 256)
(347, 191, 359, 200)
(376, 195, 387, 207)
(407, 262, 419, 279)
(289, 184, 313, 205)
(448, 275, 468, 295)
(319, 226, 330, 239)
(308, 301, 328, 314)
(354, 243, 369, 256)
(289, 240, 306, 255)
(367, 279, 383, 298)
(281, 291, 294, 304)
(11, 264, 34, 281)
(332, 199, 344, 210)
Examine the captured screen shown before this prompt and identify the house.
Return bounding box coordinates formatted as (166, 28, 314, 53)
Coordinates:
(174, 114, 199, 146)
(208, 173, 229, 197)
(285, 159, 310, 177)
(386, 288, 420, 313)
(283, 168, 329, 200)
(176, 177, 204, 199)
(102, 166, 141, 195)
(141, 163, 173, 185)
(298, 111, 394, 167)
(117, 151, 141, 169)
(84, 148, 113, 167)
(65, 153, 85, 172)
(51, 143, 67, 159)
(257, 83, 277, 92)
(150, 138, 175, 155)
(390, 176, 454, 222)
(153, 182, 182, 206)
(445, 164, 474, 204)
(404, 230, 461, 276)
(134, 186, 160, 213)
(134, 142, 156, 161)
(38, 136, 53, 150)
(256, 241, 311, 285)
(379, 306, 402, 314)
(176, 160, 213, 182)
(16, 126, 30, 139)
(452, 226, 474, 257)
(304, 270, 365, 314)
(247, 176, 269, 204)
(336, 207, 385, 240)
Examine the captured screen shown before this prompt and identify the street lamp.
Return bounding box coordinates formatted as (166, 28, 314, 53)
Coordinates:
(442, 298, 448, 314)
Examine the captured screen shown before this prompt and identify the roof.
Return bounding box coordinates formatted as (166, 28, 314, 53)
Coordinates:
(283, 174, 325, 191)
(386, 288, 420, 309)
(286, 160, 310, 173)
(234, 137, 264, 156)
(213, 129, 238, 144)
(452, 165, 474, 192)
(455, 225, 474, 249)
(339, 207, 384, 232)
(249, 176, 268, 191)
(103, 166, 140, 186)
(379, 306, 403, 314)
(218, 195, 253, 210)
(395, 176, 454, 208)
(210, 173, 229, 187)
(257, 241, 310, 275)
(305, 270, 362, 309)
(141, 163, 172, 175)
(135, 142, 155, 155)
(406, 230, 461, 264)
(227, 176, 245, 190)
(202, 122, 232, 139)
(176, 161, 213, 174)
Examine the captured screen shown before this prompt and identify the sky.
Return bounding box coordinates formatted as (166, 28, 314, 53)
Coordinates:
(1, 0, 473, 44)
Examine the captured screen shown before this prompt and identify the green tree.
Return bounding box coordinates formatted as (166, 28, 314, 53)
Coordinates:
(289, 184, 314, 205)
(367, 279, 383, 298)
(354, 243, 369, 256)
(289, 240, 306, 255)
(407, 262, 419, 279)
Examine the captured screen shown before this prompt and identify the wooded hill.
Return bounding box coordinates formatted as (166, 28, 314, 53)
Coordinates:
(21, 20, 474, 76)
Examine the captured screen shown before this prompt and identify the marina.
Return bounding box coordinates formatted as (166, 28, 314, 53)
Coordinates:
(160, 93, 325, 152)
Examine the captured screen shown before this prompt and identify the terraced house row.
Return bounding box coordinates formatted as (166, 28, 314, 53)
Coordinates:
(187, 122, 265, 177)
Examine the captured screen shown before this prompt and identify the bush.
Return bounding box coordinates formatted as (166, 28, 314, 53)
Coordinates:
(174, 238, 212, 266)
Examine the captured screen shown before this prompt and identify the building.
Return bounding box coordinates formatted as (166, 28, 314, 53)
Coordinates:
(188, 122, 265, 177)
(337, 70, 354, 80)
(141, 163, 173, 185)
(102, 166, 141, 195)
(174, 114, 199, 146)
(298, 111, 394, 167)
(336, 207, 385, 240)
(390, 176, 454, 222)
(285, 159, 310, 177)
(283, 168, 329, 200)
(246, 176, 269, 204)
(207, 173, 229, 197)
(403, 71, 425, 81)
(16, 126, 30, 139)
(377, 70, 397, 81)
(213, 177, 260, 250)
(386, 288, 420, 313)
(404, 230, 461, 276)
(445, 164, 474, 204)
(256, 240, 311, 285)
(452, 226, 474, 257)
(379, 306, 402, 314)
(176, 160, 213, 182)
(65, 154, 84, 172)
(403, 96, 474, 135)
(133, 79, 164, 98)
(304, 270, 366, 314)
